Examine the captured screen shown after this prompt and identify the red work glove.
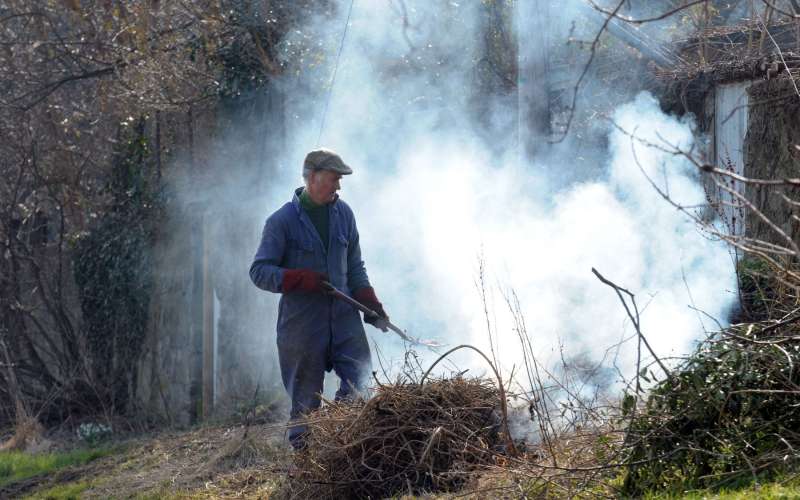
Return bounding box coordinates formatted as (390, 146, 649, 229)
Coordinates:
(354, 287, 389, 331)
(282, 269, 328, 293)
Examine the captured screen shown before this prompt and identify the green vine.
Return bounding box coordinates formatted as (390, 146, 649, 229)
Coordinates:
(73, 119, 162, 414)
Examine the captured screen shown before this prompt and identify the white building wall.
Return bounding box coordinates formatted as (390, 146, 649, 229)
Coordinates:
(714, 81, 751, 236)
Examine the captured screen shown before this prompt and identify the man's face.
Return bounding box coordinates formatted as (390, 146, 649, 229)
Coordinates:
(307, 169, 342, 205)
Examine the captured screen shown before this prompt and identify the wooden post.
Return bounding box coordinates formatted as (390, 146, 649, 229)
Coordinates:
(202, 213, 214, 418)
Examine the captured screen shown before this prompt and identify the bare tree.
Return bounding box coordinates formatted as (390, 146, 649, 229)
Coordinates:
(0, 0, 320, 430)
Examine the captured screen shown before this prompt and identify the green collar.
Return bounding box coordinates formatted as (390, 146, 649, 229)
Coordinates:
(299, 188, 323, 210)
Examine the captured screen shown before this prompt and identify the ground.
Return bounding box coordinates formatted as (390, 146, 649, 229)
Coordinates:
(0, 423, 292, 499)
(3, 423, 800, 499)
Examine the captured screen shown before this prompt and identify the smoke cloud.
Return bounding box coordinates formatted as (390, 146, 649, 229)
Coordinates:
(212, 1, 737, 402)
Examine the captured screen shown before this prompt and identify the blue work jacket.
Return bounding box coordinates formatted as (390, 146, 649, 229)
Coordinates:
(249, 187, 371, 346)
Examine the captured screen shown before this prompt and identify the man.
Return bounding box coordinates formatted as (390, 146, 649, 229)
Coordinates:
(249, 148, 389, 449)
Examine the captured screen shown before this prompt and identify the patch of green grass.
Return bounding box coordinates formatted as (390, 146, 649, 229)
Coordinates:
(0, 446, 116, 488)
(645, 475, 800, 499)
(21, 480, 91, 500)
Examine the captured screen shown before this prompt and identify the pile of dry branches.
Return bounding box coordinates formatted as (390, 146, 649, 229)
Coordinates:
(656, 48, 800, 84)
(289, 377, 506, 499)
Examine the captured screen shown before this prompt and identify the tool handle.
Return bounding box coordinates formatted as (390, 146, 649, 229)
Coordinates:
(322, 281, 379, 317)
(322, 282, 439, 347)
(322, 281, 408, 338)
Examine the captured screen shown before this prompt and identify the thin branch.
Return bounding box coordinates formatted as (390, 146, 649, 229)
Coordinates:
(587, 0, 707, 25)
(550, 0, 626, 144)
(591, 268, 672, 379)
(758, 17, 800, 98)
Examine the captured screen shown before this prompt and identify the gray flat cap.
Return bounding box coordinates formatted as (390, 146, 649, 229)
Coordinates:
(303, 148, 353, 175)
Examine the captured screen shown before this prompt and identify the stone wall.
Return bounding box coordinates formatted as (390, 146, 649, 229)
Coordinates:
(744, 78, 800, 247)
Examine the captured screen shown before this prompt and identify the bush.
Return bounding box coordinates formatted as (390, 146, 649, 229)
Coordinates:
(622, 321, 800, 495)
(734, 256, 800, 323)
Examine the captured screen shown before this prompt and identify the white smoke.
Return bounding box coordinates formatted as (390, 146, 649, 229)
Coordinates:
(346, 93, 735, 381)
(245, 2, 737, 392)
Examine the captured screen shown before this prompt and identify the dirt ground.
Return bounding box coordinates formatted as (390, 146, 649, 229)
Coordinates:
(0, 420, 625, 499)
(0, 423, 294, 499)
(0, 398, 600, 500)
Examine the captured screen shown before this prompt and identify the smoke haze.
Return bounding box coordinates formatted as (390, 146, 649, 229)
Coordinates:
(209, 1, 737, 401)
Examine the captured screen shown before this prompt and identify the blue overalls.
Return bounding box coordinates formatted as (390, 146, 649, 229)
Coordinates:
(249, 187, 372, 446)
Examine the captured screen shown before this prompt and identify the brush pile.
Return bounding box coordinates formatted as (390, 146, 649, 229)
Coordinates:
(289, 377, 506, 499)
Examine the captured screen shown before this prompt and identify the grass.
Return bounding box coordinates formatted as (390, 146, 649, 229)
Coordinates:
(21, 480, 92, 500)
(0, 446, 116, 488)
(644, 475, 800, 499)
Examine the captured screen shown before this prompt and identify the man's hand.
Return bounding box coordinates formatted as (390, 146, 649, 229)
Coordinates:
(354, 287, 389, 332)
(282, 269, 329, 293)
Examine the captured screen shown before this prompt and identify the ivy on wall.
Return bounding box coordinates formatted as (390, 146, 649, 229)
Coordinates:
(73, 119, 162, 414)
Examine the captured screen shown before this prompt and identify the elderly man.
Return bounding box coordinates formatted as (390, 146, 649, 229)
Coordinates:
(249, 148, 388, 449)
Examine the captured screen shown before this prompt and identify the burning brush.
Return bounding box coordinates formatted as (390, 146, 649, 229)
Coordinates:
(288, 376, 510, 499)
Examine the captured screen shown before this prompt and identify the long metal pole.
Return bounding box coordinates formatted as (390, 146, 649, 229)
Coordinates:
(322, 282, 442, 348)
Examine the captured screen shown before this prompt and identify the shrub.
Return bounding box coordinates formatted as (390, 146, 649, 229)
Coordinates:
(622, 321, 800, 495)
